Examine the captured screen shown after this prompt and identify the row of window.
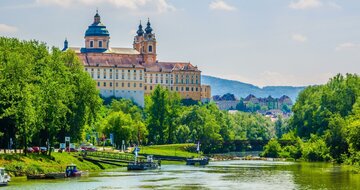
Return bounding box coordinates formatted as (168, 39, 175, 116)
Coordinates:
(145, 86, 199, 92)
(91, 73, 143, 80)
(103, 90, 138, 94)
(97, 82, 200, 92)
(86, 68, 143, 73)
(98, 82, 143, 88)
(145, 73, 199, 79)
(89, 40, 104, 48)
(144, 78, 199, 84)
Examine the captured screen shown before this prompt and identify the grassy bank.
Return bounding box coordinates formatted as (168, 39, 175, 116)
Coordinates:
(139, 144, 199, 158)
(0, 152, 118, 176)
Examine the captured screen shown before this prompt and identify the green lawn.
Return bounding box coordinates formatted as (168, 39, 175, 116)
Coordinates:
(138, 144, 199, 158)
(0, 152, 117, 176)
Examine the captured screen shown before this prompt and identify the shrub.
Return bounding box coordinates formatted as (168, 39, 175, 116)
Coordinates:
(302, 135, 331, 161)
(261, 139, 282, 158)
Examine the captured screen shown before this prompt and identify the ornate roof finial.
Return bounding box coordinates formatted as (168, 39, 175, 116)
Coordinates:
(62, 37, 68, 51)
(145, 18, 153, 34)
(137, 20, 144, 36)
(94, 9, 100, 24)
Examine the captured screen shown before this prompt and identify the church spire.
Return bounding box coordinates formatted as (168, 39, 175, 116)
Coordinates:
(145, 18, 153, 34)
(137, 20, 144, 36)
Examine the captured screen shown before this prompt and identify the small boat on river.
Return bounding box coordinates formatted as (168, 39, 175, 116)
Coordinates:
(128, 155, 159, 170)
(65, 164, 82, 177)
(127, 147, 159, 171)
(186, 157, 209, 165)
(186, 141, 209, 166)
(0, 168, 11, 186)
(27, 164, 82, 179)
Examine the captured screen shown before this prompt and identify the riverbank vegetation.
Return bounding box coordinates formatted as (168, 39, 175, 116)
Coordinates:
(262, 74, 360, 168)
(0, 153, 116, 176)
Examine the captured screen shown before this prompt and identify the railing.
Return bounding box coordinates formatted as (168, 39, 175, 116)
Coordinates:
(83, 151, 135, 161)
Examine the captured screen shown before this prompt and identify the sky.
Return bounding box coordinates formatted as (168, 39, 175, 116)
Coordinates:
(0, 0, 359, 87)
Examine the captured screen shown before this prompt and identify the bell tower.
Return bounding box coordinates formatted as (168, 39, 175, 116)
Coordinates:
(133, 19, 157, 64)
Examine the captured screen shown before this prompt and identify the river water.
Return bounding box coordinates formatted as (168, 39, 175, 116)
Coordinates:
(4, 160, 360, 190)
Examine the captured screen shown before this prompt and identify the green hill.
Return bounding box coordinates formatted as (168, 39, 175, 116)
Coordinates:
(202, 75, 305, 101)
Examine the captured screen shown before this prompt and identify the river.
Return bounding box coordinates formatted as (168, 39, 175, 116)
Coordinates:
(4, 160, 360, 190)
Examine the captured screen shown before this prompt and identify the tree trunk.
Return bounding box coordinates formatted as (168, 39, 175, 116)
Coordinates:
(24, 132, 27, 156)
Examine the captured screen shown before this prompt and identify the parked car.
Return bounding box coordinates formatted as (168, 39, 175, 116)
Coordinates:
(80, 143, 97, 152)
(32, 146, 40, 153)
(25, 147, 34, 153)
(40, 147, 47, 154)
(65, 147, 78, 152)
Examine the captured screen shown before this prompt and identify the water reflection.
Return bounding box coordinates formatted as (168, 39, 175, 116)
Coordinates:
(4, 160, 360, 190)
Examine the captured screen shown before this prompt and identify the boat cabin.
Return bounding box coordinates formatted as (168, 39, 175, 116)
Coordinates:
(65, 164, 81, 177)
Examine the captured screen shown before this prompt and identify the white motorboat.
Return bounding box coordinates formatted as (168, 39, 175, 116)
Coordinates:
(0, 168, 10, 186)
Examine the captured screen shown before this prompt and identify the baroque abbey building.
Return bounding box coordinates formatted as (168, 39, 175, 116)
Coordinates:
(63, 11, 211, 107)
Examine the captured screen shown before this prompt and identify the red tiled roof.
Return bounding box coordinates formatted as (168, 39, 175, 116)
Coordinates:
(77, 53, 144, 68)
(145, 62, 200, 72)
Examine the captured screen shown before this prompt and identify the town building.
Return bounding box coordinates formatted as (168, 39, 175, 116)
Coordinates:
(243, 94, 293, 110)
(62, 11, 211, 107)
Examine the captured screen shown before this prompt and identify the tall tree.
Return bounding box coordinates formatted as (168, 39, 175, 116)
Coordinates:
(145, 85, 169, 144)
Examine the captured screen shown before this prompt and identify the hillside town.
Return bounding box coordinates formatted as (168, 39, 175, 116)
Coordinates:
(213, 93, 293, 120)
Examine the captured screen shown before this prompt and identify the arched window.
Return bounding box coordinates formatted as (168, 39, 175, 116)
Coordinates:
(90, 41, 94, 48)
(99, 41, 103, 48)
(148, 45, 153, 52)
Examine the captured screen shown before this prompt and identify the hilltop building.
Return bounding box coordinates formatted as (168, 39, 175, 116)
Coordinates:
(62, 11, 211, 106)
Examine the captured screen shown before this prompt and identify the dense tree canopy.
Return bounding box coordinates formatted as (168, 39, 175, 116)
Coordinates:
(0, 37, 101, 154)
(264, 74, 360, 165)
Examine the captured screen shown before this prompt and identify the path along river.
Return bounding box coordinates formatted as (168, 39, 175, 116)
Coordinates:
(3, 160, 360, 190)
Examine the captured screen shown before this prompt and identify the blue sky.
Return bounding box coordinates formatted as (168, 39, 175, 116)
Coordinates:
(1, 0, 359, 87)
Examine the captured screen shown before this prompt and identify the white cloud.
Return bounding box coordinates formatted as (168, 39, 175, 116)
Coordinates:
(289, 0, 322, 10)
(35, 0, 175, 13)
(291, 34, 308, 43)
(0, 24, 18, 33)
(335, 42, 360, 51)
(209, 0, 236, 11)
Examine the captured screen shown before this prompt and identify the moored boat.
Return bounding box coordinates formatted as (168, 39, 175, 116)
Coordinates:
(0, 168, 11, 186)
(127, 150, 159, 171)
(45, 172, 66, 179)
(186, 157, 209, 165)
(27, 164, 82, 179)
(65, 164, 82, 177)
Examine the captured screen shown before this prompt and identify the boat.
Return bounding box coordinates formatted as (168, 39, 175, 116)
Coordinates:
(65, 164, 82, 177)
(127, 147, 159, 171)
(0, 168, 11, 186)
(186, 157, 209, 165)
(127, 161, 159, 170)
(27, 174, 47, 179)
(45, 172, 66, 179)
(186, 142, 209, 166)
(27, 164, 81, 179)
